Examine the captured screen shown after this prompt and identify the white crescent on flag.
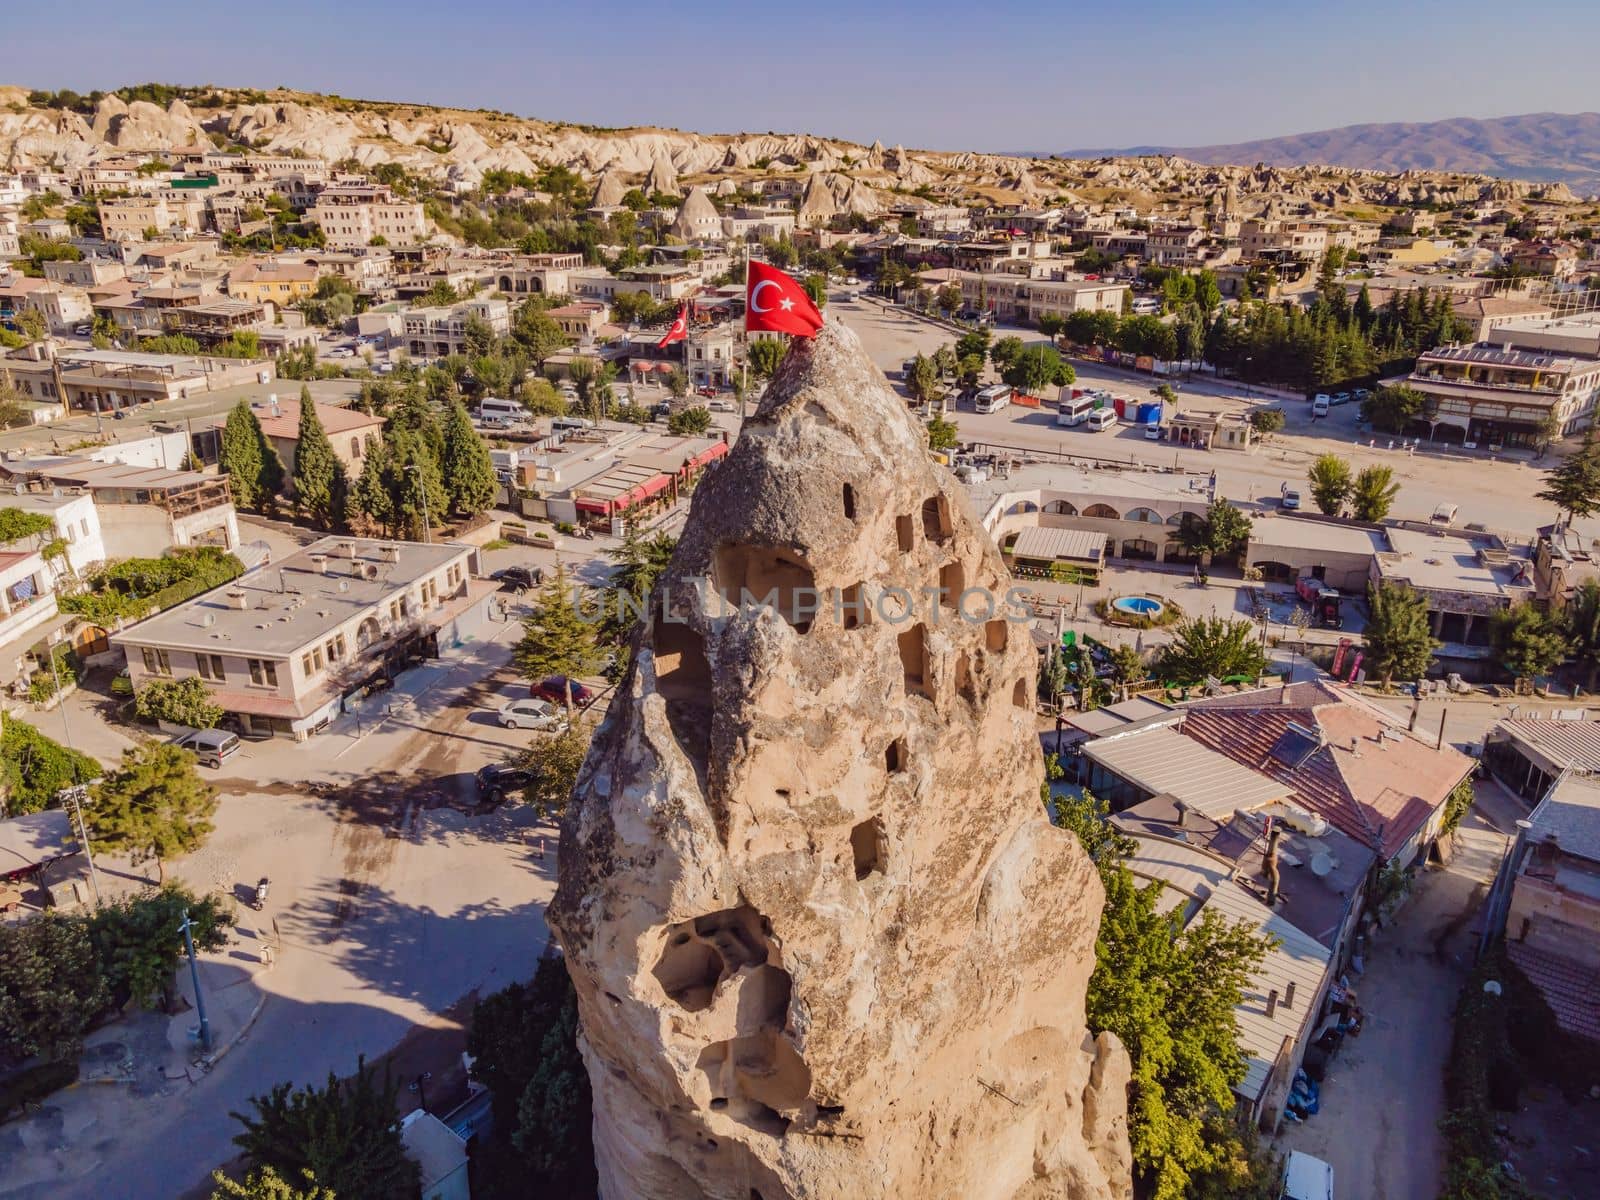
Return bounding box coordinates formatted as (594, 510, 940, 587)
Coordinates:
(749, 279, 781, 313)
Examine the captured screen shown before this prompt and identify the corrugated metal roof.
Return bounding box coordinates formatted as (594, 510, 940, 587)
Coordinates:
(1503, 718, 1600, 772)
(1126, 834, 1332, 1104)
(1010, 525, 1106, 564)
(1084, 726, 1289, 818)
(1528, 771, 1600, 863)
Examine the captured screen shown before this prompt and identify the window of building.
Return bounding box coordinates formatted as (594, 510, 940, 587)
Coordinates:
(196, 653, 225, 681)
(301, 652, 314, 676)
(248, 658, 278, 687)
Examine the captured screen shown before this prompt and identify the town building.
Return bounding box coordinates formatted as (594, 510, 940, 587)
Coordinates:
(545, 301, 610, 343)
(1240, 219, 1328, 261)
(113, 537, 492, 740)
(949, 272, 1128, 323)
(1504, 771, 1600, 1046)
(401, 299, 511, 359)
(306, 182, 431, 248)
(1483, 718, 1600, 805)
(0, 347, 266, 415)
(1405, 341, 1600, 447)
(0, 544, 61, 693)
(0, 456, 238, 557)
(1373, 524, 1536, 647)
(227, 260, 322, 305)
(0, 488, 105, 578)
(201, 394, 384, 484)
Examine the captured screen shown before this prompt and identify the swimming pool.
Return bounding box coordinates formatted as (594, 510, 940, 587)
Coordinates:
(1111, 596, 1165, 619)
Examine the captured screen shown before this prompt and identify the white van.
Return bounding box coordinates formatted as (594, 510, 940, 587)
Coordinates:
(1280, 1150, 1333, 1200)
(551, 416, 595, 435)
(1312, 395, 1331, 417)
(1058, 394, 1100, 427)
(1130, 297, 1161, 315)
(973, 385, 1013, 415)
(478, 396, 525, 422)
(1086, 408, 1117, 432)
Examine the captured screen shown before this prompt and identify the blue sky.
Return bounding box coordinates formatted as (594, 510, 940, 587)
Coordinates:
(4, 0, 1598, 151)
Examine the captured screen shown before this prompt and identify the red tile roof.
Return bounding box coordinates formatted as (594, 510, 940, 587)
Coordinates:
(1181, 682, 1472, 860)
(1507, 943, 1600, 1044)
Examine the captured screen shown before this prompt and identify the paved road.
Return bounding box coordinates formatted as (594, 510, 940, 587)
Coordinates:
(828, 293, 1577, 542)
(2, 622, 558, 1200)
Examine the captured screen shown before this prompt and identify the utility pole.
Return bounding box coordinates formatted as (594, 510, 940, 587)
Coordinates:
(179, 909, 213, 1053)
(46, 646, 103, 904)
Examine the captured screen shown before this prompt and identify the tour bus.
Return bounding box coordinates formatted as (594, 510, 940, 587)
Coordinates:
(1086, 408, 1117, 432)
(1057, 393, 1101, 426)
(973, 385, 1013, 414)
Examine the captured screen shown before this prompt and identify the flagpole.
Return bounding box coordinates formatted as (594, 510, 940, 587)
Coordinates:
(740, 241, 751, 422)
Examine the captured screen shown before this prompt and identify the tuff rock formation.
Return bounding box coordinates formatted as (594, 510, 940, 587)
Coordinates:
(549, 320, 1133, 1200)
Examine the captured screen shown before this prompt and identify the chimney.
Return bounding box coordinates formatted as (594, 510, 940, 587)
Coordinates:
(1266, 989, 1278, 1018)
(1173, 798, 1188, 830)
(1263, 820, 1282, 908)
(268, 392, 281, 418)
(226, 588, 249, 610)
(381, 544, 400, 564)
(310, 553, 327, 575)
(1285, 980, 1296, 1009)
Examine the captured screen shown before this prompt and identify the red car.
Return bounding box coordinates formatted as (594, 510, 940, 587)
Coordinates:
(530, 675, 595, 706)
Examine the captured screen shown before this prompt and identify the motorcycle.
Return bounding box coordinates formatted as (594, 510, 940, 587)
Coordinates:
(252, 877, 270, 911)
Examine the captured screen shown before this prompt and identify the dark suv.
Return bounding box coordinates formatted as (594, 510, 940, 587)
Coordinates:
(475, 762, 535, 804)
(490, 565, 543, 594)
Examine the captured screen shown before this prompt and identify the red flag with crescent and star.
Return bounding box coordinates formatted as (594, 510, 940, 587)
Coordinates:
(657, 303, 689, 348)
(745, 260, 824, 338)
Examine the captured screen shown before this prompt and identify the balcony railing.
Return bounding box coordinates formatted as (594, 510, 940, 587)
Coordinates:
(1410, 370, 1563, 396)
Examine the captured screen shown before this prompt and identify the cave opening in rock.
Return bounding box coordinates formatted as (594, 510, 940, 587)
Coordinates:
(896, 513, 915, 554)
(938, 560, 964, 609)
(842, 483, 857, 521)
(838, 582, 868, 630)
(653, 905, 775, 1013)
(713, 543, 819, 631)
(954, 651, 977, 703)
(1013, 678, 1030, 708)
(897, 623, 931, 698)
(885, 737, 907, 773)
(922, 494, 952, 542)
(985, 618, 1008, 652)
(851, 816, 887, 880)
(652, 615, 713, 775)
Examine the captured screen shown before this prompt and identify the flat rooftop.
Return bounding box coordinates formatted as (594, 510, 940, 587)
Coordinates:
(1528, 771, 1600, 864)
(1418, 343, 1581, 372)
(1379, 527, 1522, 595)
(1083, 725, 1290, 819)
(1249, 514, 1388, 557)
(969, 462, 1214, 518)
(111, 536, 469, 657)
(1010, 525, 1105, 564)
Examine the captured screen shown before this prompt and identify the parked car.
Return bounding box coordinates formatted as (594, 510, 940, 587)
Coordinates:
(709, 399, 736, 412)
(530, 675, 595, 706)
(474, 762, 535, 804)
(1281, 488, 1302, 511)
(1312, 393, 1332, 406)
(1331, 391, 1351, 406)
(172, 728, 241, 769)
(328, 347, 355, 359)
(1353, 388, 1372, 402)
(1312, 396, 1330, 417)
(73, 324, 91, 336)
(1085, 408, 1117, 432)
(491, 565, 543, 593)
(1144, 421, 1162, 440)
(496, 697, 565, 731)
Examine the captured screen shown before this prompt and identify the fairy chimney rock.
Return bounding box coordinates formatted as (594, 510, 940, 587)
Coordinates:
(548, 320, 1132, 1200)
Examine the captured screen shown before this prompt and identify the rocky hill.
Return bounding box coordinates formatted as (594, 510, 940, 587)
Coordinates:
(1065, 111, 1600, 196)
(0, 85, 1584, 216)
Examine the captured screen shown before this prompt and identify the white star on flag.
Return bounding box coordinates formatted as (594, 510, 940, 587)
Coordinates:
(779, 297, 795, 311)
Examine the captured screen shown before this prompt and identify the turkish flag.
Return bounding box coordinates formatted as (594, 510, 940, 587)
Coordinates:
(657, 304, 688, 348)
(745, 260, 823, 338)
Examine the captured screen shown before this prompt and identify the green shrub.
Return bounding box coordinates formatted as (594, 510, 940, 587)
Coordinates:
(59, 547, 244, 627)
(0, 719, 100, 814)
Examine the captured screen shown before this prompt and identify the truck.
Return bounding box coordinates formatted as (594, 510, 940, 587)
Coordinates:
(1295, 576, 1343, 628)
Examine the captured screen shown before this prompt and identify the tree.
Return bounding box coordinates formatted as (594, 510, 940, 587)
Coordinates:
(1363, 384, 1425, 434)
(1564, 578, 1600, 690)
(520, 378, 568, 417)
(510, 304, 569, 366)
(1363, 581, 1439, 688)
(1167, 500, 1252, 584)
(988, 335, 1025, 372)
(210, 1167, 335, 1200)
(219, 400, 285, 511)
(1108, 644, 1147, 688)
(667, 406, 712, 436)
(926, 413, 959, 451)
(0, 385, 32, 430)
(801, 274, 828, 309)
(1036, 313, 1066, 339)
(15, 309, 47, 344)
(87, 885, 231, 1009)
(514, 564, 604, 712)
(664, 368, 689, 399)
(133, 677, 224, 730)
(1307, 453, 1353, 516)
(1350, 465, 1400, 522)
(467, 956, 597, 1199)
(439, 399, 497, 518)
(516, 724, 593, 819)
(290, 387, 347, 528)
(747, 337, 787, 379)
(1536, 429, 1600, 521)
(1157, 616, 1268, 683)
(231, 1057, 420, 1200)
(0, 914, 108, 1064)
(1249, 408, 1285, 436)
(462, 313, 498, 358)
(1055, 789, 1273, 1200)
(87, 743, 218, 884)
(935, 283, 962, 316)
(1002, 345, 1074, 393)
(603, 525, 678, 647)
(0, 719, 101, 815)
(1490, 602, 1569, 682)
(906, 353, 940, 404)
(954, 328, 992, 361)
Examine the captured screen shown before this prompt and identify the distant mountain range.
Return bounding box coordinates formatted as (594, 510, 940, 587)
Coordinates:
(1063, 112, 1600, 194)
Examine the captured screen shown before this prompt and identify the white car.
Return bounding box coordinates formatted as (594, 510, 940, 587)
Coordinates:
(328, 347, 355, 359)
(496, 697, 566, 731)
(708, 399, 736, 412)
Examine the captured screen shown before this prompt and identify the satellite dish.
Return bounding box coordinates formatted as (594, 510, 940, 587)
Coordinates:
(1310, 852, 1334, 878)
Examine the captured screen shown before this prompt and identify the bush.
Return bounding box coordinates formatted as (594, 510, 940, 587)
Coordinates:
(133, 677, 224, 730)
(1440, 947, 1530, 1199)
(0, 719, 100, 814)
(27, 647, 76, 704)
(0, 1059, 80, 1120)
(60, 547, 244, 627)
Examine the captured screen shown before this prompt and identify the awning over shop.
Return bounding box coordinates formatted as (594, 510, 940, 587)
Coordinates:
(573, 463, 676, 515)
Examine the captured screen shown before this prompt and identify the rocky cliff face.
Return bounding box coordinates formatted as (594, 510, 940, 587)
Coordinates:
(548, 321, 1132, 1200)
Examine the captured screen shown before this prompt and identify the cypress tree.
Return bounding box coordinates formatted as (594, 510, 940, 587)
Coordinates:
(350, 438, 395, 535)
(219, 400, 265, 509)
(290, 386, 347, 528)
(439, 399, 497, 518)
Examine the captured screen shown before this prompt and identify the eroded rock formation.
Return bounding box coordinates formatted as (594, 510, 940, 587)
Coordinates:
(549, 321, 1132, 1200)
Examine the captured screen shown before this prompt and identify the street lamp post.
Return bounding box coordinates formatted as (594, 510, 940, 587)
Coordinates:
(404, 463, 431, 544)
(179, 909, 213, 1053)
(46, 645, 103, 905)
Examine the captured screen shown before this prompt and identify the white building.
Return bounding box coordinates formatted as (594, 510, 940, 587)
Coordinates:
(0, 490, 105, 579)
